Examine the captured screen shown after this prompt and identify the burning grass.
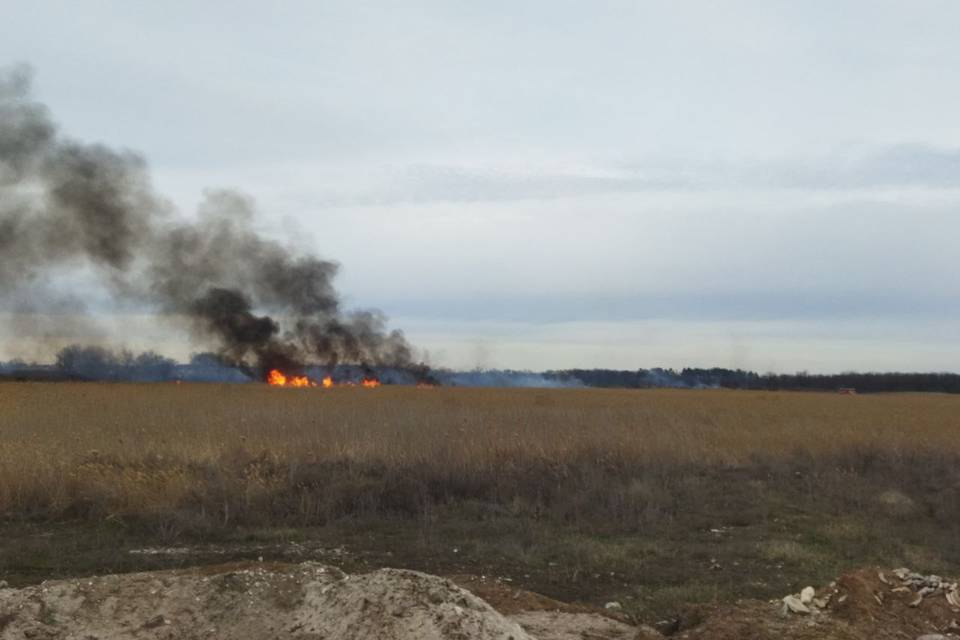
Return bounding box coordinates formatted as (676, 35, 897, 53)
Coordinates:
(265, 369, 381, 388)
(1, 383, 959, 617)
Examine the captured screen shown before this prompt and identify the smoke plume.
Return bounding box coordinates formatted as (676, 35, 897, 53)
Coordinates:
(0, 65, 420, 378)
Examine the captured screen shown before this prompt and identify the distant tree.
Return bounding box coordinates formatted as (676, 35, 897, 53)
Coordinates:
(54, 345, 176, 381)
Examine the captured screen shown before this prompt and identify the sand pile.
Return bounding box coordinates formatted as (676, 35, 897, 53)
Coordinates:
(0, 561, 531, 640)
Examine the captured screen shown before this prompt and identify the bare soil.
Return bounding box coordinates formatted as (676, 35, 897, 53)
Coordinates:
(0, 561, 531, 640)
(0, 561, 651, 640)
(675, 567, 960, 639)
(2, 563, 957, 639)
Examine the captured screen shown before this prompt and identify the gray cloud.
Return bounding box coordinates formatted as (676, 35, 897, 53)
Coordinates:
(235, 145, 960, 210)
(2, 1, 959, 372)
(379, 290, 960, 324)
(750, 145, 960, 190)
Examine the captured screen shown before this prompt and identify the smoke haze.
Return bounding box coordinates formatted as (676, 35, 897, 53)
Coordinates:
(0, 65, 419, 377)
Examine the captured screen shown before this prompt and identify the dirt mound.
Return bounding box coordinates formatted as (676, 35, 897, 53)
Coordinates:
(676, 567, 960, 639)
(0, 561, 532, 639)
(827, 567, 959, 637)
(3, 562, 955, 640)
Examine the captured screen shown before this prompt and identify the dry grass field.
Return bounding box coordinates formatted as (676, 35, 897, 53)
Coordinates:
(1, 382, 959, 619)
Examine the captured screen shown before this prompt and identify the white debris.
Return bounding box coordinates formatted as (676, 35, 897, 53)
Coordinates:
(799, 586, 815, 605)
(885, 566, 960, 609)
(946, 590, 960, 608)
(782, 595, 811, 614)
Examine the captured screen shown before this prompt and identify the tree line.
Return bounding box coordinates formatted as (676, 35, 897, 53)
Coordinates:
(546, 367, 960, 393)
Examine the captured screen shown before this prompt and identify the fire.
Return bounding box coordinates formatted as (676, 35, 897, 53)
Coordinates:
(267, 369, 380, 389)
(289, 375, 313, 387)
(267, 369, 316, 387)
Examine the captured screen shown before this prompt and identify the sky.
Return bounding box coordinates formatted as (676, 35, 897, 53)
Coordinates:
(2, 1, 959, 372)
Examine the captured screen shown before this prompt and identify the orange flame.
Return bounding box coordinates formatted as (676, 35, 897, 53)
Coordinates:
(267, 369, 380, 388)
(267, 369, 316, 387)
(289, 375, 313, 387)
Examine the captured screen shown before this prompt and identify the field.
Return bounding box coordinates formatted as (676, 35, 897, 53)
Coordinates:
(1, 382, 959, 622)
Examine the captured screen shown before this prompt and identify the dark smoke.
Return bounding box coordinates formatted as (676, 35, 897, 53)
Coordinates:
(0, 65, 423, 378)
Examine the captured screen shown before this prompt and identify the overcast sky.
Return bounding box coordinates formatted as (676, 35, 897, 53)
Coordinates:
(2, 1, 959, 372)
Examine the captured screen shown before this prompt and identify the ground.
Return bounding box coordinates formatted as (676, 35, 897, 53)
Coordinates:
(1, 562, 957, 639)
(1, 383, 958, 631)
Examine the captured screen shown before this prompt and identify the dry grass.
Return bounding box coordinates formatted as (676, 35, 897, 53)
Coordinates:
(1, 383, 958, 530)
(2, 382, 960, 617)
